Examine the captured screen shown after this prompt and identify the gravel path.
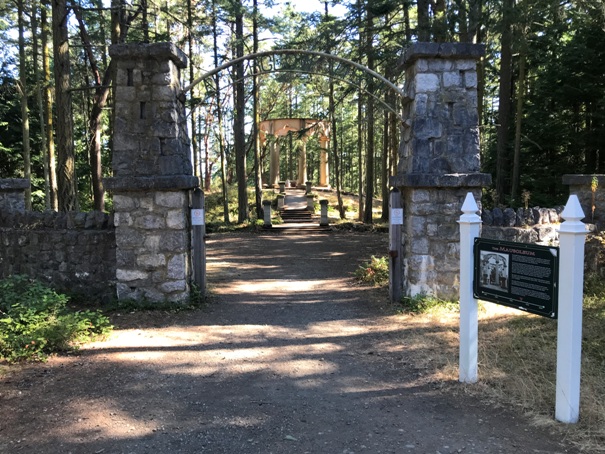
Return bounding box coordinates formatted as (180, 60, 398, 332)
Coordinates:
(0, 231, 578, 453)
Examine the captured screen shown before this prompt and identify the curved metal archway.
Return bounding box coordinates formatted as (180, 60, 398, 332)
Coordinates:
(181, 49, 405, 121)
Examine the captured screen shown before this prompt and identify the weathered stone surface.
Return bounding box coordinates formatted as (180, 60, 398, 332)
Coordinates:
(503, 208, 516, 227)
(415, 73, 440, 92)
(167, 254, 187, 280)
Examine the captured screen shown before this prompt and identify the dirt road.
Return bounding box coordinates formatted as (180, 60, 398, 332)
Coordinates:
(0, 232, 577, 453)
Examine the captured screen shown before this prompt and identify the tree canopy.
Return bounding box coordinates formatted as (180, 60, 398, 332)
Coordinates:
(0, 0, 603, 218)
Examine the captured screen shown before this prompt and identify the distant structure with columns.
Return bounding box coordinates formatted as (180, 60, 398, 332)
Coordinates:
(258, 118, 331, 188)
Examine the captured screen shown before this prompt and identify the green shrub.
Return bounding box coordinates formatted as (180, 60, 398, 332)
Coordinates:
(355, 255, 389, 287)
(0, 276, 112, 363)
(399, 293, 459, 314)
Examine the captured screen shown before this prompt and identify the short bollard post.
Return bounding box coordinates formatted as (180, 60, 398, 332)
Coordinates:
(458, 192, 481, 383)
(305, 181, 312, 194)
(307, 195, 315, 212)
(555, 195, 587, 423)
(320, 199, 329, 226)
(278, 181, 286, 192)
(262, 200, 272, 228)
(277, 193, 285, 210)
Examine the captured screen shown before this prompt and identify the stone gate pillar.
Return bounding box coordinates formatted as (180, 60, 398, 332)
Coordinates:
(104, 43, 198, 303)
(392, 43, 491, 299)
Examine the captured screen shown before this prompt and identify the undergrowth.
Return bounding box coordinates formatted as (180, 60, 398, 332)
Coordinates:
(0, 275, 112, 363)
(354, 255, 389, 287)
(399, 293, 460, 314)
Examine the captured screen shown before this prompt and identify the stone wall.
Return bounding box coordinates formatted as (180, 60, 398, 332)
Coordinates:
(0, 209, 116, 300)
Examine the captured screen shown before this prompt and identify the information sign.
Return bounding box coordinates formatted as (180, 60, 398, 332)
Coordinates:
(473, 238, 559, 319)
(390, 208, 404, 225)
(191, 209, 205, 226)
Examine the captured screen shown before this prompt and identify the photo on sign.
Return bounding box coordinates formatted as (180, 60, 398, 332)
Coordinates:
(479, 251, 509, 292)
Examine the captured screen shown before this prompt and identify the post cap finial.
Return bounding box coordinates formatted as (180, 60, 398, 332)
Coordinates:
(461, 192, 479, 215)
(561, 195, 585, 222)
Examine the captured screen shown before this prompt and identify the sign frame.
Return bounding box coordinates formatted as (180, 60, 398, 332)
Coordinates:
(473, 238, 559, 319)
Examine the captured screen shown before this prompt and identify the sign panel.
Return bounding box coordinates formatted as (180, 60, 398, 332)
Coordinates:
(473, 238, 559, 319)
(191, 209, 205, 226)
(390, 208, 404, 225)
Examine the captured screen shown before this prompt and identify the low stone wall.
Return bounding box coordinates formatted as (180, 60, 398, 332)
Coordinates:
(0, 210, 116, 301)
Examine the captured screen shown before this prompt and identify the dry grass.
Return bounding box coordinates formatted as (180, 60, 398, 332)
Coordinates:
(395, 291, 605, 452)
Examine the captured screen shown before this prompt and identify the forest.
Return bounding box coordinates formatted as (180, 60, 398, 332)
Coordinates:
(0, 0, 603, 223)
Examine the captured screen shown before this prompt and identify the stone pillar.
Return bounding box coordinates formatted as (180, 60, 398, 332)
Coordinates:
(392, 43, 491, 299)
(305, 181, 312, 194)
(0, 179, 29, 212)
(270, 140, 280, 188)
(319, 137, 330, 187)
(104, 43, 198, 303)
(297, 137, 308, 187)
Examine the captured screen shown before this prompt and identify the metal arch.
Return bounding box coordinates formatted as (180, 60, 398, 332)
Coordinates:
(199, 67, 404, 122)
(181, 49, 406, 101)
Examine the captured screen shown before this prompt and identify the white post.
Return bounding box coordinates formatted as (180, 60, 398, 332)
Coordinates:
(556, 195, 586, 423)
(458, 192, 481, 383)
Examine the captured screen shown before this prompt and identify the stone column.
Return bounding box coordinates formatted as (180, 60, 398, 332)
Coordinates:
(562, 174, 605, 230)
(392, 43, 491, 299)
(297, 137, 308, 187)
(0, 179, 29, 212)
(104, 43, 198, 303)
(270, 139, 280, 188)
(319, 137, 330, 187)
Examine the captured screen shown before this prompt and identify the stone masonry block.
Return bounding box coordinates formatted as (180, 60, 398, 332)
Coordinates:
(415, 73, 440, 93)
(464, 71, 478, 88)
(167, 210, 187, 229)
(134, 214, 166, 230)
(113, 212, 133, 227)
(410, 189, 431, 203)
(155, 191, 186, 208)
(410, 237, 429, 254)
(443, 71, 461, 87)
(117, 269, 149, 282)
(137, 254, 167, 270)
(167, 254, 187, 280)
(160, 280, 187, 293)
(113, 195, 137, 211)
(159, 231, 187, 252)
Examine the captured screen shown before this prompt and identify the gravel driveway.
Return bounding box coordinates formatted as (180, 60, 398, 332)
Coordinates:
(0, 231, 577, 453)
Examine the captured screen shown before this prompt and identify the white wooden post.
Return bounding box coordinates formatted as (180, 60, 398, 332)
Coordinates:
(555, 195, 586, 423)
(458, 192, 481, 383)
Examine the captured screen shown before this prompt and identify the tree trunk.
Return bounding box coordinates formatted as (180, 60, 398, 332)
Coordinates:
(52, 0, 77, 211)
(495, 0, 514, 204)
(212, 0, 229, 223)
(363, 8, 375, 224)
(234, 1, 247, 223)
(511, 48, 526, 202)
(252, 0, 263, 220)
(42, 2, 57, 210)
(18, 0, 31, 210)
(417, 0, 431, 41)
(326, 2, 345, 219)
(187, 0, 199, 182)
(380, 91, 389, 222)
